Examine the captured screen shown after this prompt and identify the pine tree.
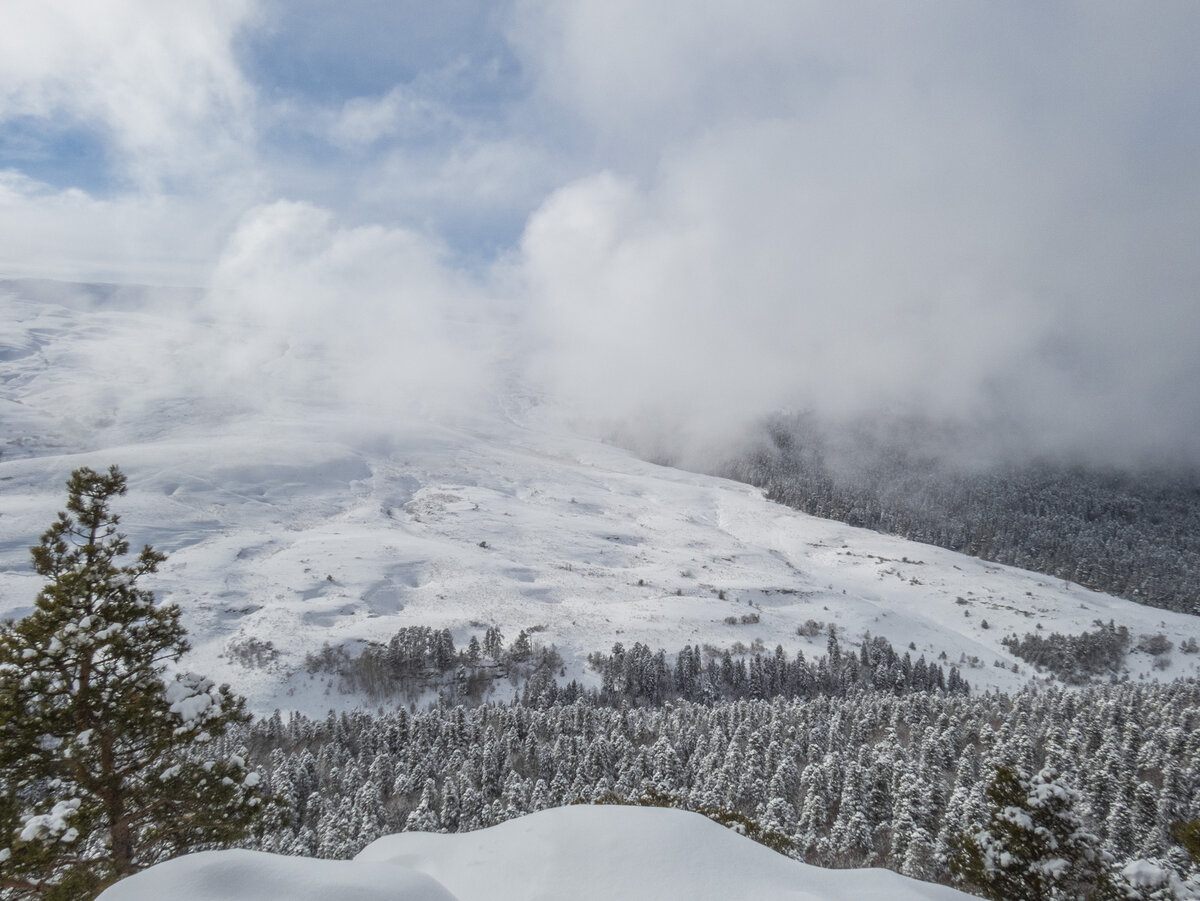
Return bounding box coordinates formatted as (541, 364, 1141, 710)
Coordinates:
(1170, 819, 1200, 866)
(405, 779, 441, 832)
(0, 467, 274, 900)
(950, 765, 1118, 900)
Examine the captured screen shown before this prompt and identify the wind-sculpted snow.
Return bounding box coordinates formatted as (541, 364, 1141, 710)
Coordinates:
(98, 806, 974, 901)
(96, 849, 456, 901)
(2, 282, 1199, 714)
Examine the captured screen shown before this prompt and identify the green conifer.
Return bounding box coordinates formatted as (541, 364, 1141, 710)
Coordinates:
(950, 764, 1120, 901)
(1171, 819, 1200, 865)
(0, 466, 275, 900)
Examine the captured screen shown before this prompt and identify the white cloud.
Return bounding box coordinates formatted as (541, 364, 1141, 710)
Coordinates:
(202, 200, 496, 422)
(327, 85, 454, 149)
(511, 1, 1200, 463)
(1, 1, 1198, 465)
(0, 170, 248, 285)
(518, 132, 1053, 458)
(0, 0, 257, 188)
(0, 0, 258, 187)
(0, 1, 262, 285)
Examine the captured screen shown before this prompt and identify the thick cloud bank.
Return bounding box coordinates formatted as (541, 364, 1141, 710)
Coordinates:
(202, 201, 497, 423)
(2, 2, 1198, 465)
(512, 2, 1200, 465)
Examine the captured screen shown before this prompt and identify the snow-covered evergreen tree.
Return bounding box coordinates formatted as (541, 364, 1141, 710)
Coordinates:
(950, 765, 1117, 900)
(405, 779, 441, 833)
(0, 467, 274, 900)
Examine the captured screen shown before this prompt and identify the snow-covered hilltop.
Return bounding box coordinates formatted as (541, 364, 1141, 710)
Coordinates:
(2, 281, 1199, 714)
(97, 805, 974, 901)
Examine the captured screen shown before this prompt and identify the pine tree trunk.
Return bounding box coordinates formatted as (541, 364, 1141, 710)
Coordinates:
(100, 731, 135, 876)
(110, 813, 134, 877)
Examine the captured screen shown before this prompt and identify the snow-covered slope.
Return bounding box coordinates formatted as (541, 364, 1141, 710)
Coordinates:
(2, 281, 1199, 714)
(97, 805, 975, 901)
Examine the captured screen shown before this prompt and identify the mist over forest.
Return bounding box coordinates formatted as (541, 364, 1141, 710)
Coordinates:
(710, 411, 1200, 617)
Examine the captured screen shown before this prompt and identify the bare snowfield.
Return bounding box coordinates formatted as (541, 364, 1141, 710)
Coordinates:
(97, 805, 974, 901)
(2, 281, 1199, 715)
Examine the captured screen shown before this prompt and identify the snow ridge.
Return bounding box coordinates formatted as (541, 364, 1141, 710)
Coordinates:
(99, 805, 974, 901)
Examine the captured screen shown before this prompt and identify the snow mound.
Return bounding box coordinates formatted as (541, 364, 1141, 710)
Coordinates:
(95, 848, 455, 901)
(99, 806, 974, 901)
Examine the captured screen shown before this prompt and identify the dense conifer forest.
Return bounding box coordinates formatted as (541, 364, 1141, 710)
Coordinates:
(232, 680, 1200, 893)
(238, 624, 1200, 896)
(720, 414, 1200, 616)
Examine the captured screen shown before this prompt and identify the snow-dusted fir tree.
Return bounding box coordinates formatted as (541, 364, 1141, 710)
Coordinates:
(950, 764, 1120, 901)
(0, 467, 274, 900)
(405, 779, 441, 832)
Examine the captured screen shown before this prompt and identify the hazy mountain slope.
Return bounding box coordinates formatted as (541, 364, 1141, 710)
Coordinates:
(98, 806, 975, 901)
(2, 282, 1198, 714)
(720, 412, 1200, 615)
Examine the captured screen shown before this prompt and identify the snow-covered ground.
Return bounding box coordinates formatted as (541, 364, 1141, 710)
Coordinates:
(3, 280, 1199, 715)
(97, 805, 974, 901)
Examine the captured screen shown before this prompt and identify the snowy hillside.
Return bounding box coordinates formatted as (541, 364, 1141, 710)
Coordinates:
(97, 805, 974, 901)
(2, 281, 1199, 714)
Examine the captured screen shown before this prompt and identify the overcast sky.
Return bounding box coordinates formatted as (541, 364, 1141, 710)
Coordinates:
(2, 1, 1199, 464)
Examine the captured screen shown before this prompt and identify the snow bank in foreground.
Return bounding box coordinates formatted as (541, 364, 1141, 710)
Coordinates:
(99, 806, 973, 901)
(94, 849, 455, 901)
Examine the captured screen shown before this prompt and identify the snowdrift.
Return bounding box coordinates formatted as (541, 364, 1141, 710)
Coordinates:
(98, 805, 973, 901)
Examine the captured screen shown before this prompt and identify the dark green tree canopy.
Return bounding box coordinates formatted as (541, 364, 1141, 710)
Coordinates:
(0, 466, 276, 901)
(950, 764, 1123, 901)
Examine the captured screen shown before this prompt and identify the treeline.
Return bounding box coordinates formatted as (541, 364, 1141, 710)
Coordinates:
(303, 627, 967, 706)
(720, 412, 1200, 616)
(231, 680, 1200, 894)
(1002, 624, 1199, 686)
(305, 625, 562, 702)
(585, 632, 968, 705)
(1001, 621, 1132, 684)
